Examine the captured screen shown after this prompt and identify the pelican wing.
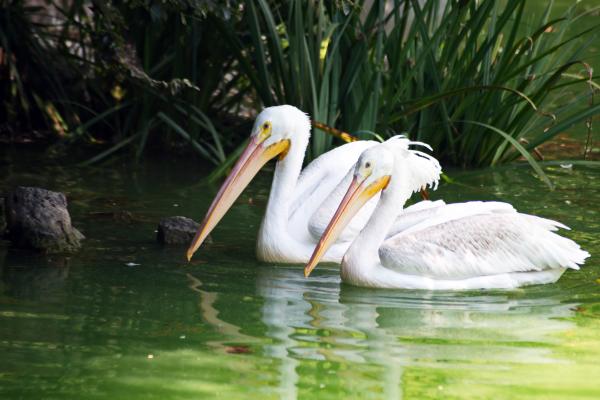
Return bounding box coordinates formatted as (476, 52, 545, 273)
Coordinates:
(384, 199, 448, 237)
(388, 201, 516, 237)
(379, 204, 589, 279)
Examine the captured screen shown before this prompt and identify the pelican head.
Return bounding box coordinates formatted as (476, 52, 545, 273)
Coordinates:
(304, 145, 393, 277)
(186, 105, 310, 261)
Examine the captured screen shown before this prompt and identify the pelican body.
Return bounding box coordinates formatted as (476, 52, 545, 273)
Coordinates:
(305, 140, 589, 290)
(186, 105, 380, 263)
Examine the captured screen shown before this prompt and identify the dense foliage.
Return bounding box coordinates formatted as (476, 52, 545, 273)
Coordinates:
(1, 0, 599, 174)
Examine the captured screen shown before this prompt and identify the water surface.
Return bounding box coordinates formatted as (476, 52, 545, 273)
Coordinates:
(0, 152, 599, 399)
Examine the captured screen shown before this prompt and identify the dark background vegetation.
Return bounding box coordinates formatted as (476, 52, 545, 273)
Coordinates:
(2, 0, 599, 178)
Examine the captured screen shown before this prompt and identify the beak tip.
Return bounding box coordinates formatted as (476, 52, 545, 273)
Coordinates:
(304, 265, 312, 278)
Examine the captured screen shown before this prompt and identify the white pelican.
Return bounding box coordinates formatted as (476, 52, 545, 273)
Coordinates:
(186, 105, 383, 263)
(304, 141, 589, 290)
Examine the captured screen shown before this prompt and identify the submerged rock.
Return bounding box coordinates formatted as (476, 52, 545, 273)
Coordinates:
(5, 187, 84, 253)
(88, 210, 136, 224)
(157, 216, 208, 245)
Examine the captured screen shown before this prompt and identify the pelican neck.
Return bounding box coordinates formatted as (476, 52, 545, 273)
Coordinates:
(263, 133, 310, 233)
(344, 164, 414, 267)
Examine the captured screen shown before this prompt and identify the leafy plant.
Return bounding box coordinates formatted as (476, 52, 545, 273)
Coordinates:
(3, 0, 599, 178)
(1, 0, 246, 165)
(71, 1, 249, 165)
(380, 0, 600, 168)
(221, 0, 599, 173)
(0, 0, 93, 137)
(213, 0, 387, 158)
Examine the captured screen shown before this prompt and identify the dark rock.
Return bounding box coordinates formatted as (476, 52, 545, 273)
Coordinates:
(157, 216, 209, 245)
(5, 187, 84, 253)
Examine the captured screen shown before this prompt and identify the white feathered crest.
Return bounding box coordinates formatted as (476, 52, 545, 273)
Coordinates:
(385, 135, 442, 194)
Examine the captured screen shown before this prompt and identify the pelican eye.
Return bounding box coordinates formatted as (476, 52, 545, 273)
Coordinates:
(365, 162, 371, 168)
(258, 121, 272, 142)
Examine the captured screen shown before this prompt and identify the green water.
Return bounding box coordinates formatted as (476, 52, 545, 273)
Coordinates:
(0, 150, 599, 399)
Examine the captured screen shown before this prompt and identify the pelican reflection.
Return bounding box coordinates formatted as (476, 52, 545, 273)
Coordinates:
(191, 265, 577, 399)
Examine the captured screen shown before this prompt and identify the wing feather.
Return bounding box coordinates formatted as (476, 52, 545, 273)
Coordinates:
(379, 212, 589, 279)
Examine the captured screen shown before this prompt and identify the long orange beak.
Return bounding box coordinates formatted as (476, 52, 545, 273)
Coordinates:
(304, 174, 390, 277)
(186, 136, 291, 261)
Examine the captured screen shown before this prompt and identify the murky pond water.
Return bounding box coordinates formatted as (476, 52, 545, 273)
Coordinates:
(0, 149, 599, 399)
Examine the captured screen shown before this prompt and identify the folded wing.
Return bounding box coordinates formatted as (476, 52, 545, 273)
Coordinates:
(379, 202, 589, 279)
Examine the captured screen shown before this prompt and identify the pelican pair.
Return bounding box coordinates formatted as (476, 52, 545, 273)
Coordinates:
(188, 105, 588, 289)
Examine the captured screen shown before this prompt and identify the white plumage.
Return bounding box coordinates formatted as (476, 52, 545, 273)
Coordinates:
(305, 140, 589, 290)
